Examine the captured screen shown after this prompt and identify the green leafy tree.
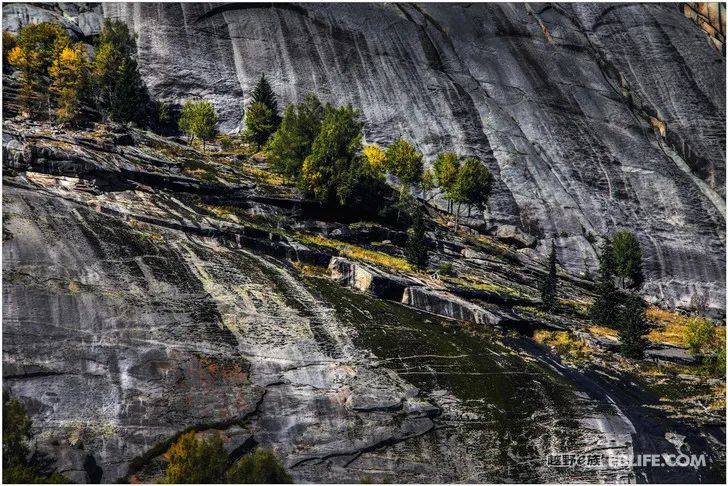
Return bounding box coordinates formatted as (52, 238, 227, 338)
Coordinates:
(618, 294, 649, 359)
(92, 19, 150, 124)
(225, 450, 291, 484)
(162, 432, 226, 484)
(7, 22, 70, 118)
(251, 74, 280, 125)
(450, 157, 492, 227)
(611, 230, 643, 289)
(268, 94, 324, 180)
(420, 168, 436, 200)
(301, 104, 363, 204)
(432, 152, 460, 213)
(589, 238, 619, 327)
(3, 392, 68, 484)
(336, 156, 389, 215)
(541, 241, 558, 312)
(406, 207, 429, 271)
(178, 99, 218, 152)
(385, 138, 423, 188)
(3, 30, 18, 72)
(244, 101, 275, 149)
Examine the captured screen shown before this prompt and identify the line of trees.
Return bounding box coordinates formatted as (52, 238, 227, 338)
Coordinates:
(5, 19, 152, 126)
(589, 231, 648, 358)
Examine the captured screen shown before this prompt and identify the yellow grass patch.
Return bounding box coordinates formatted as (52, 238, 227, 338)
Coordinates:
(533, 329, 590, 363)
(589, 325, 618, 338)
(295, 233, 413, 272)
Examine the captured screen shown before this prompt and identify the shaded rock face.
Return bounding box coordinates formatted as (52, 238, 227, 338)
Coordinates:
(3, 176, 634, 483)
(4, 1, 721, 310)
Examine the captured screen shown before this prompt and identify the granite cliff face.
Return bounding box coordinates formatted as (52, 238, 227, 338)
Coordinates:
(3, 2, 725, 311)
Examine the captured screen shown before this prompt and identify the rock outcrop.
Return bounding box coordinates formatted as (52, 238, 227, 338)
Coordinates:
(3, 2, 725, 311)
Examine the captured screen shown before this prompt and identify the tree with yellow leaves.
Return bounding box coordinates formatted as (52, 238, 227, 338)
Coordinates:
(6, 22, 70, 118)
(363, 143, 386, 174)
(49, 43, 88, 124)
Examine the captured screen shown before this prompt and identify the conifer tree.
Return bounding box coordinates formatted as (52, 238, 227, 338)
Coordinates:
(251, 74, 280, 125)
(589, 238, 619, 327)
(243, 101, 275, 149)
(406, 207, 429, 271)
(49, 43, 88, 124)
(611, 230, 644, 289)
(178, 99, 218, 152)
(268, 94, 324, 180)
(618, 294, 649, 358)
(432, 152, 460, 213)
(541, 241, 558, 312)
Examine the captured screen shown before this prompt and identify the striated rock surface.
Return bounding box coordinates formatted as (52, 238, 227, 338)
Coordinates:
(3, 1, 722, 310)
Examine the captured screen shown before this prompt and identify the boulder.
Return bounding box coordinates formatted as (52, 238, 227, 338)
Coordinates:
(494, 225, 537, 249)
(645, 347, 700, 365)
(401, 286, 504, 326)
(328, 257, 416, 301)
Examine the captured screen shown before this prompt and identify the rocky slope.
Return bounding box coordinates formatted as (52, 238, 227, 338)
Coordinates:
(3, 119, 724, 483)
(3, 1, 724, 311)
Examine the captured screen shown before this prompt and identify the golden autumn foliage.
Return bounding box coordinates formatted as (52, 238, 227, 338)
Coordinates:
(49, 43, 88, 124)
(161, 432, 226, 484)
(363, 143, 386, 173)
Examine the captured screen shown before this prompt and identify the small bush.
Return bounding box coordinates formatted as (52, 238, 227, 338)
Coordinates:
(225, 450, 291, 484)
(161, 432, 226, 484)
(436, 262, 454, 276)
(684, 318, 715, 355)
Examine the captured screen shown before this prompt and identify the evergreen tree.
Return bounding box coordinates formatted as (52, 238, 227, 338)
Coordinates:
(541, 241, 558, 311)
(618, 294, 649, 358)
(243, 101, 275, 149)
(589, 238, 619, 327)
(251, 74, 280, 125)
(178, 99, 218, 152)
(612, 230, 644, 289)
(384, 138, 423, 188)
(301, 104, 363, 204)
(92, 19, 150, 124)
(406, 207, 429, 271)
(3, 392, 68, 483)
(268, 94, 324, 180)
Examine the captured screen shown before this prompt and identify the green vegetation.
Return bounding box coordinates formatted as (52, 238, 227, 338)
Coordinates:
(384, 138, 424, 189)
(432, 151, 460, 213)
(178, 99, 218, 152)
(589, 238, 619, 327)
(250, 73, 280, 125)
(618, 294, 649, 358)
(161, 432, 289, 484)
(684, 317, 716, 355)
(244, 101, 276, 149)
(362, 143, 386, 174)
(7, 22, 70, 118)
(92, 19, 150, 124)
(540, 241, 558, 312)
(406, 207, 429, 271)
(225, 450, 291, 483)
(451, 157, 492, 219)
(268, 94, 324, 180)
(611, 230, 643, 289)
(3, 392, 68, 484)
(7, 19, 151, 125)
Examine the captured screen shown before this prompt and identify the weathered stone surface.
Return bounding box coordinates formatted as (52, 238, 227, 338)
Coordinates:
(494, 224, 537, 249)
(21, 1, 717, 311)
(645, 347, 700, 365)
(328, 257, 416, 301)
(402, 286, 503, 326)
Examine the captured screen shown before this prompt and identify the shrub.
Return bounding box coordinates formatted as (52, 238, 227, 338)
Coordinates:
(162, 432, 226, 484)
(225, 450, 291, 484)
(684, 317, 715, 355)
(437, 262, 454, 276)
(178, 100, 218, 152)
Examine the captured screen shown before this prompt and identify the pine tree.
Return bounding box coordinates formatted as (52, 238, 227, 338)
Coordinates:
(178, 99, 218, 152)
(243, 101, 275, 150)
(251, 74, 280, 125)
(618, 294, 649, 358)
(268, 94, 324, 180)
(589, 238, 619, 327)
(611, 230, 644, 289)
(406, 207, 429, 271)
(541, 241, 558, 312)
